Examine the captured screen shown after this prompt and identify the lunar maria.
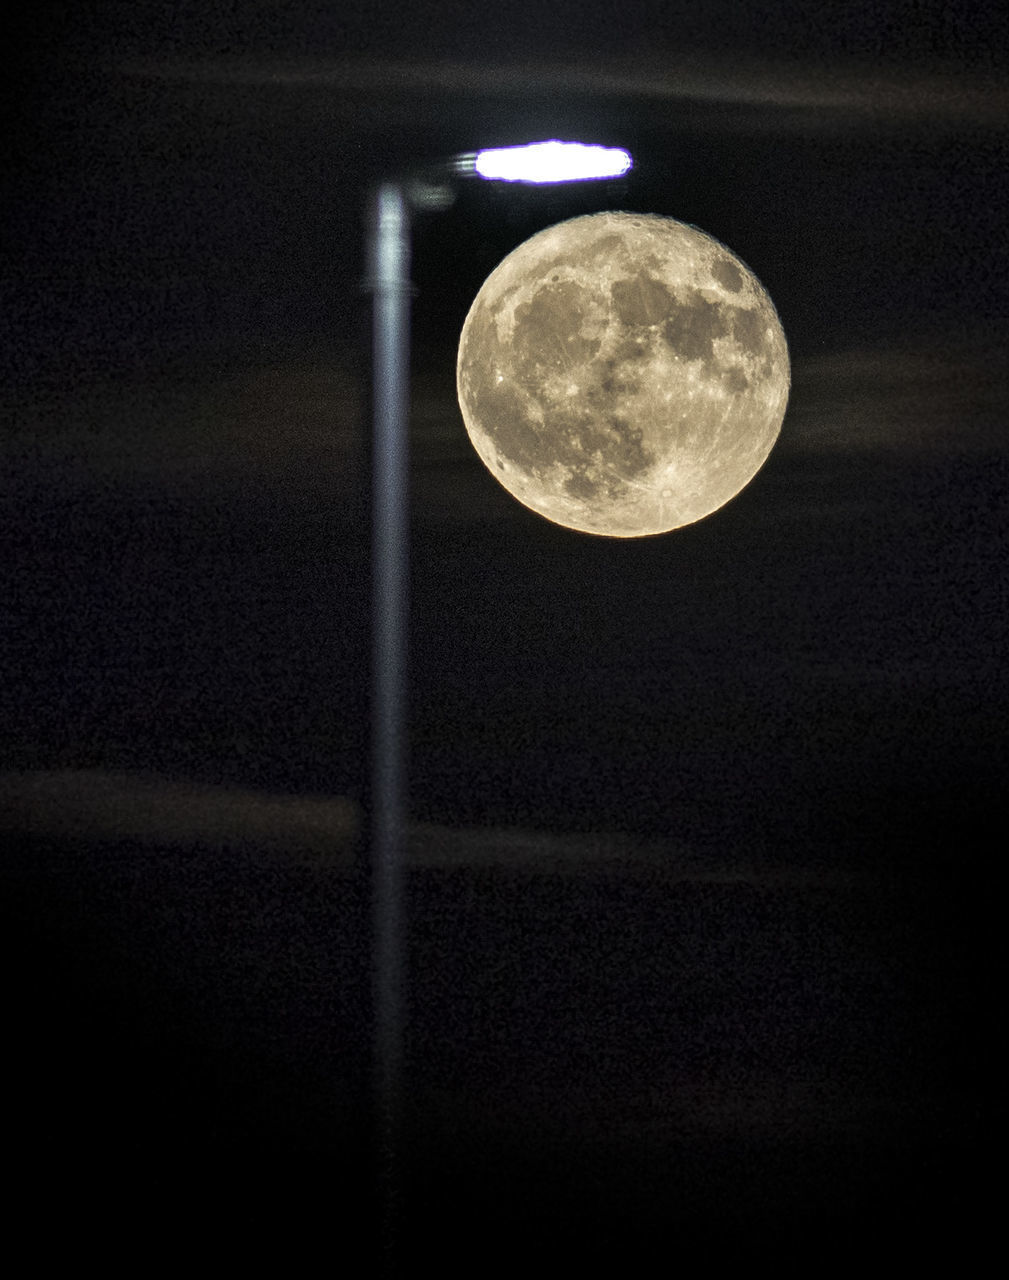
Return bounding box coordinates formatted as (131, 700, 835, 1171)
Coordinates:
(456, 211, 790, 537)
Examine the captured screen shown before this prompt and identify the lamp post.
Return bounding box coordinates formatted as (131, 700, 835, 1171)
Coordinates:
(364, 140, 632, 1270)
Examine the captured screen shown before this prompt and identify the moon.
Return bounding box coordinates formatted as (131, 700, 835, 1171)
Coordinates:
(456, 212, 790, 536)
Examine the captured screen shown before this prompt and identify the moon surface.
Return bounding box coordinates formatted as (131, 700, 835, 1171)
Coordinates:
(456, 212, 790, 536)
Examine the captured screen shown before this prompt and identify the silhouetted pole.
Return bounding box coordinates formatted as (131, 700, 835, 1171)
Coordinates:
(362, 145, 631, 1272)
(367, 179, 411, 1274)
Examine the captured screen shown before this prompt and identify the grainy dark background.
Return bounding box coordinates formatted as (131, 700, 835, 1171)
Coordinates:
(2, 2, 1005, 1267)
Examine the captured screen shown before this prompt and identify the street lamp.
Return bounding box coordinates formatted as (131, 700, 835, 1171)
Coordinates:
(364, 139, 632, 1266)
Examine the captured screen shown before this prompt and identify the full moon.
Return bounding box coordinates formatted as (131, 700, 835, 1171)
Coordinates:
(456, 212, 790, 536)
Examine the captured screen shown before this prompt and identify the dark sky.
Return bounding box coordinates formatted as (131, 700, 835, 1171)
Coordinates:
(5, 1, 1006, 841)
(2, 4, 1006, 1264)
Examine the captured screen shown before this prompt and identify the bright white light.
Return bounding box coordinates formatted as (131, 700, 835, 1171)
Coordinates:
(474, 140, 632, 184)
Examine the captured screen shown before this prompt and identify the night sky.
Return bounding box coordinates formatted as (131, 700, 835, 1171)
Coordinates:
(3, 3, 1006, 1267)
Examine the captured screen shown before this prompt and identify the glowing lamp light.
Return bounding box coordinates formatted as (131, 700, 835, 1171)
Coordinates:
(473, 139, 633, 184)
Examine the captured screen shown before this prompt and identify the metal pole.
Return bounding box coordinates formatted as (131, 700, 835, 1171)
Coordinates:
(367, 180, 411, 1273)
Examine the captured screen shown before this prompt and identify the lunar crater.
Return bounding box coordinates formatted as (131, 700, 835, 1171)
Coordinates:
(458, 212, 789, 536)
